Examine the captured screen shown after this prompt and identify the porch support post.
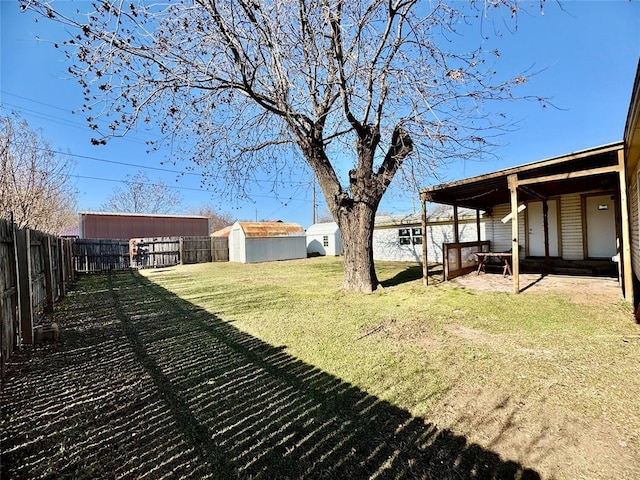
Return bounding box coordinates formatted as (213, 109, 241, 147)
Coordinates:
(421, 196, 429, 286)
(543, 199, 550, 274)
(617, 149, 634, 302)
(453, 205, 461, 279)
(476, 209, 482, 244)
(508, 174, 520, 294)
(453, 205, 460, 244)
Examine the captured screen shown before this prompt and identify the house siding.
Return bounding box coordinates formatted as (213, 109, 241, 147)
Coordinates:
(488, 194, 593, 260)
(560, 194, 584, 260)
(489, 205, 526, 252)
(630, 163, 640, 278)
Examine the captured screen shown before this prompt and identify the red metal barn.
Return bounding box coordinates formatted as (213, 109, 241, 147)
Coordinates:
(79, 212, 209, 239)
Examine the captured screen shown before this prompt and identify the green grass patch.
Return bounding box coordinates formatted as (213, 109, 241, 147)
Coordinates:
(2, 257, 639, 479)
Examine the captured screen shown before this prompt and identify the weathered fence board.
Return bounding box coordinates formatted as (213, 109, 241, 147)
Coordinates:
(2, 218, 74, 376)
(131, 236, 228, 267)
(73, 239, 130, 272)
(0, 218, 19, 377)
(182, 236, 213, 264)
(212, 237, 230, 262)
(131, 237, 180, 268)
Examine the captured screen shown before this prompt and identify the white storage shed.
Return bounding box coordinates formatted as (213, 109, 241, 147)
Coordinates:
(306, 222, 342, 256)
(229, 221, 307, 263)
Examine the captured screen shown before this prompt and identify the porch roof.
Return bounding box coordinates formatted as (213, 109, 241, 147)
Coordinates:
(420, 142, 624, 211)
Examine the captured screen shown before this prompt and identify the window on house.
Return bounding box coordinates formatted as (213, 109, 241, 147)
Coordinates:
(399, 227, 422, 245)
(323, 235, 329, 247)
(412, 228, 422, 244)
(399, 228, 411, 245)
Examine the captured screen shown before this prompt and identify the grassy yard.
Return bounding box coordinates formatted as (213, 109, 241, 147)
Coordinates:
(2, 257, 639, 479)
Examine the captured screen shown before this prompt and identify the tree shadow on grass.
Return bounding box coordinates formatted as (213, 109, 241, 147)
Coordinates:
(381, 264, 443, 288)
(1, 271, 540, 480)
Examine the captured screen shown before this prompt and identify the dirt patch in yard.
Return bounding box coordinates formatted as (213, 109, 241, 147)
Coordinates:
(431, 386, 638, 480)
(377, 309, 640, 479)
(449, 272, 623, 306)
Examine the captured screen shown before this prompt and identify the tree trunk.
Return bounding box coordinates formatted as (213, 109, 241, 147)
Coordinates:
(301, 125, 413, 294)
(337, 201, 379, 293)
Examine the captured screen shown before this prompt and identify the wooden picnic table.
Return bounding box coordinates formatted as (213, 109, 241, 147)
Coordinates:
(474, 252, 513, 278)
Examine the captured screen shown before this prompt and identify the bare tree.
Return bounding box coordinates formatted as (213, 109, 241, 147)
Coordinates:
(0, 114, 78, 235)
(189, 204, 235, 233)
(100, 170, 183, 214)
(23, 0, 544, 292)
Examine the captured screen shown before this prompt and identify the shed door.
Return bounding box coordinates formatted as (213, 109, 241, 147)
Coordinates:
(585, 194, 616, 259)
(527, 200, 559, 257)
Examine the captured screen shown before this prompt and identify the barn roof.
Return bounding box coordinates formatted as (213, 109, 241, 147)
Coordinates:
(236, 222, 304, 237)
(79, 211, 208, 219)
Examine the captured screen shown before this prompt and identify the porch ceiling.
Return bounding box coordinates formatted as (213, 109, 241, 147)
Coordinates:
(420, 143, 623, 211)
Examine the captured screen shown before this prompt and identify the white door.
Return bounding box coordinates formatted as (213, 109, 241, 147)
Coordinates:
(585, 194, 617, 258)
(527, 200, 559, 257)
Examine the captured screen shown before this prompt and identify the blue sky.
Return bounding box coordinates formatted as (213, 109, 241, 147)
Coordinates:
(1, 1, 639, 228)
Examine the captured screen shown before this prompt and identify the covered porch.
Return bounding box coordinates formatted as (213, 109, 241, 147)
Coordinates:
(419, 142, 633, 300)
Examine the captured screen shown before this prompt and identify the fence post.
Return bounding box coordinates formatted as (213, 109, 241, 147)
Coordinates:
(43, 236, 55, 313)
(179, 237, 184, 265)
(15, 228, 33, 345)
(57, 238, 66, 299)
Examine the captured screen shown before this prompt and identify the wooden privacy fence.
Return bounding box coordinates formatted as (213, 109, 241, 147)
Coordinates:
(131, 236, 229, 268)
(0, 217, 75, 377)
(73, 236, 229, 272)
(73, 239, 131, 272)
(1, 225, 229, 377)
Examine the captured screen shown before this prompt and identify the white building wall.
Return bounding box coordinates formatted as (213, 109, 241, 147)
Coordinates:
(373, 219, 485, 263)
(373, 227, 422, 262)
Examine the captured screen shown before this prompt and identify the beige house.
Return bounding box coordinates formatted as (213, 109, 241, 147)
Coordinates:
(623, 59, 640, 318)
(420, 59, 640, 318)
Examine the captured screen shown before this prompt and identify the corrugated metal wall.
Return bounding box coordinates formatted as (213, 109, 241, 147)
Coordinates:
(244, 237, 307, 263)
(81, 214, 209, 239)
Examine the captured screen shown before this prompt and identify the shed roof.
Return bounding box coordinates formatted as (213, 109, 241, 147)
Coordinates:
(420, 142, 623, 211)
(211, 226, 231, 237)
(236, 221, 304, 237)
(306, 222, 340, 234)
